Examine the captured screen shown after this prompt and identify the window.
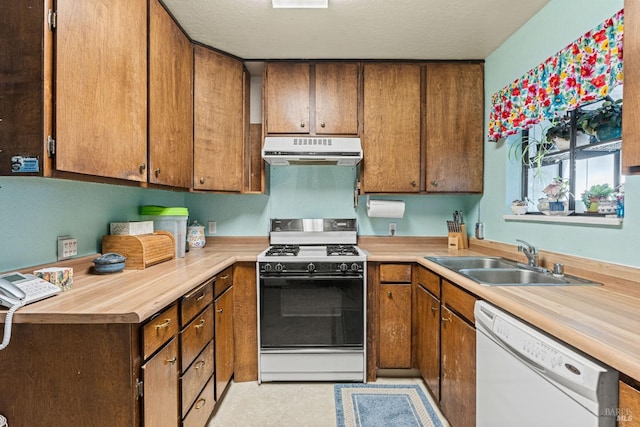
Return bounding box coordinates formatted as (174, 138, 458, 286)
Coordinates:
(514, 86, 624, 215)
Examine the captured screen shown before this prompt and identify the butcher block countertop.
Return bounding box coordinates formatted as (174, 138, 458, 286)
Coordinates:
(2, 236, 640, 381)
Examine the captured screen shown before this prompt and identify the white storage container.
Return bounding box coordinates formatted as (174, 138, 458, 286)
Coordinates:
(140, 206, 188, 258)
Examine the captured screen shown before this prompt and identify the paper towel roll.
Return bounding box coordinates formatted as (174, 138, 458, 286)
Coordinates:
(366, 199, 405, 218)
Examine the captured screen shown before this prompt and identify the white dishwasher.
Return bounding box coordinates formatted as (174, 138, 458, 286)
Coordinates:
(475, 301, 618, 427)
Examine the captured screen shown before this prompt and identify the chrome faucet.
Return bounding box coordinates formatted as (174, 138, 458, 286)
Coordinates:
(516, 239, 539, 267)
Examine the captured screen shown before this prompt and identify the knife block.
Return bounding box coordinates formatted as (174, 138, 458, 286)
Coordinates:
(447, 224, 469, 250)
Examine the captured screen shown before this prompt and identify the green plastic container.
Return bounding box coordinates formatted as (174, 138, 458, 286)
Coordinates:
(140, 206, 189, 258)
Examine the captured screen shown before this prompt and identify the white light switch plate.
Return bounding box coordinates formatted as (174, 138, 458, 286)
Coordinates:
(208, 221, 217, 234)
(57, 236, 77, 260)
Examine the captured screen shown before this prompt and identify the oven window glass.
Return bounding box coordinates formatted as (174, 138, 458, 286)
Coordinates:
(260, 276, 364, 348)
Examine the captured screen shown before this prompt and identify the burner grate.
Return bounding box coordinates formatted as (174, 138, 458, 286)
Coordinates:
(326, 244, 359, 257)
(265, 245, 300, 257)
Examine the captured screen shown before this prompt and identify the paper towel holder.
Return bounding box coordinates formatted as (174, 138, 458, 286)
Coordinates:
(366, 196, 406, 219)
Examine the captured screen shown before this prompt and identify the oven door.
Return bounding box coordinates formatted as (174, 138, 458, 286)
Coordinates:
(260, 273, 364, 349)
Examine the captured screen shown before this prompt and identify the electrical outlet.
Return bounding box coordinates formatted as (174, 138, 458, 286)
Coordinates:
(57, 236, 77, 260)
(388, 223, 397, 236)
(208, 221, 217, 235)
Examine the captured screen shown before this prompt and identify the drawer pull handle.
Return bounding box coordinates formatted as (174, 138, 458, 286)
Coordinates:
(195, 398, 206, 410)
(196, 293, 205, 301)
(155, 319, 171, 329)
(195, 360, 206, 370)
(220, 275, 230, 280)
(195, 319, 206, 329)
(387, 291, 392, 298)
(431, 306, 437, 313)
(441, 315, 451, 322)
(165, 357, 177, 365)
(217, 308, 223, 313)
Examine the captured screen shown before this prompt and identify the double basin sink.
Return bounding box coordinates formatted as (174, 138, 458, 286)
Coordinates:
(426, 256, 600, 286)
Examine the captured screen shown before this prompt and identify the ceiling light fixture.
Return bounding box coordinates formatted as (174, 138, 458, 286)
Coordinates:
(272, 0, 328, 8)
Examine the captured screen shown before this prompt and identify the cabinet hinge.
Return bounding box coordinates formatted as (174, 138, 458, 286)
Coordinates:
(48, 9, 56, 31)
(136, 379, 143, 399)
(47, 136, 55, 157)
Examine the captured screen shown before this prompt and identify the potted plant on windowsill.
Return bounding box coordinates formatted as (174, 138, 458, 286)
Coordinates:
(581, 183, 615, 213)
(576, 98, 622, 142)
(545, 118, 572, 150)
(540, 177, 570, 213)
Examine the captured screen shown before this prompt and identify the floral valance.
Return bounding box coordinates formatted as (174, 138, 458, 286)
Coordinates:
(488, 9, 624, 142)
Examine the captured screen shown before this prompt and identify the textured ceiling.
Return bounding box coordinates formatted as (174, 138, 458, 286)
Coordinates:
(162, 0, 549, 61)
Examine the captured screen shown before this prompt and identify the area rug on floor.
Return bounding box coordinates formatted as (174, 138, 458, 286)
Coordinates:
(334, 384, 446, 427)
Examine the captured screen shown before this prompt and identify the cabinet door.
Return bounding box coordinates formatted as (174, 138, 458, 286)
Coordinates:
(194, 47, 244, 191)
(416, 285, 441, 400)
(378, 283, 412, 368)
(618, 380, 640, 426)
(148, 0, 193, 188)
(425, 63, 484, 192)
(142, 337, 180, 427)
(363, 63, 421, 193)
(440, 306, 476, 427)
(315, 63, 359, 135)
(623, 0, 640, 174)
(265, 62, 310, 134)
(215, 286, 234, 400)
(55, 0, 147, 181)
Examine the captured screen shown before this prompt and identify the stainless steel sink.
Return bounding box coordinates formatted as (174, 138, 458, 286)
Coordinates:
(426, 256, 517, 271)
(426, 256, 600, 286)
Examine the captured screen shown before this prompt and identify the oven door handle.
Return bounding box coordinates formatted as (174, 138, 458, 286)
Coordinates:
(261, 274, 363, 282)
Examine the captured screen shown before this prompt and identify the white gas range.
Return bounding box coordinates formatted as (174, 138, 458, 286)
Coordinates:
(257, 218, 367, 383)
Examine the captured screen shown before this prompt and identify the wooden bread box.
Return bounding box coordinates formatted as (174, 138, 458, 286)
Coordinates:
(101, 231, 175, 269)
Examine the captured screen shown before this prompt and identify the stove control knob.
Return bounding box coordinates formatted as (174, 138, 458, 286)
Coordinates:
(339, 263, 349, 272)
(306, 263, 316, 273)
(263, 263, 272, 272)
(351, 263, 360, 272)
(274, 263, 284, 272)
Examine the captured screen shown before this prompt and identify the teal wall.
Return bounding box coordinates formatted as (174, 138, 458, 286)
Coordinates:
(1, 0, 636, 272)
(479, 0, 638, 267)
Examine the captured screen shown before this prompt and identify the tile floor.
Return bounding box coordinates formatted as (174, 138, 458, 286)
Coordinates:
(207, 377, 448, 427)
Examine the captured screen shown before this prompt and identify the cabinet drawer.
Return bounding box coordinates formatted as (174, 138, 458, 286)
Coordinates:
(380, 264, 412, 283)
(143, 303, 180, 360)
(181, 305, 214, 372)
(214, 267, 233, 298)
(181, 281, 214, 326)
(415, 266, 440, 297)
(181, 341, 215, 418)
(441, 280, 477, 324)
(182, 376, 215, 427)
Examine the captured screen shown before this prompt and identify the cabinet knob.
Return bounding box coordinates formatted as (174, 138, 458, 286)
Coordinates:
(431, 180, 438, 187)
(200, 177, 205, 184)
(217, 308, 224, 313)
(387, 291, 392, 298)
(411, 181, 417, 187)
(154, 168, 161, 176)
(300, 122, 305, 128)
(139, 163, 146, 173)
(320, 122, 326, 128)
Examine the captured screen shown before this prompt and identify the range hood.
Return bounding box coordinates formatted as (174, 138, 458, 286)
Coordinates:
(262, 137, 362, 166)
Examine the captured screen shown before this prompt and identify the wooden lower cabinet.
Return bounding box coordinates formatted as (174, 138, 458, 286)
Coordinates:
(440, 305, 476, 427)
(618, 380, 640, 426)
(378, 263, 413, 368)
(143, 337, 181, 426)
(415, 284, 441, 399)
(215, 286, 234, 399)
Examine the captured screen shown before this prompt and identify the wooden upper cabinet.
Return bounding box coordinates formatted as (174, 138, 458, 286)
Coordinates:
(148, 0, 193, 188)
(362, 63, 422, 193)
(315, 63, 359, 135)
(193, 47, 244, 191)
(623, 0, 640, 174)
(265, 62, 310, 134)
(55, 0, 148, 181)
(264, 62, 359, 135)
(425, 62, 484, 193)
